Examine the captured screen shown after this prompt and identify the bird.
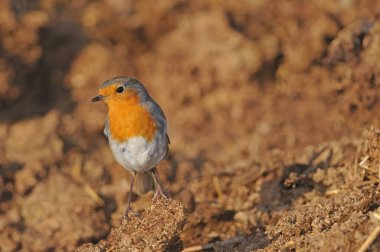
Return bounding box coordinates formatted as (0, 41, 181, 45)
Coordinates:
(92, 76, 169, 217)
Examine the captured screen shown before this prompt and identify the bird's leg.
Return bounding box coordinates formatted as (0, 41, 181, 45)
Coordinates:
(151, 167, 168, 201)
(123, 171, 138, 219)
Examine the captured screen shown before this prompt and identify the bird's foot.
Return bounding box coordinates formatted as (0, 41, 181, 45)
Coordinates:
(120, 207, 140, 224)
(153, 187, 168, 202)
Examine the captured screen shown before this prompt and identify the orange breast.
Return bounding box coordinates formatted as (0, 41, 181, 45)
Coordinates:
(106, 94, 157, 142)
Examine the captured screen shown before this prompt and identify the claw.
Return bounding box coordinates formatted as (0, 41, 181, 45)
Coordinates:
(151, 168, 169, 202)
(153, 186, 168, 202)
(121, 207, 140, 224)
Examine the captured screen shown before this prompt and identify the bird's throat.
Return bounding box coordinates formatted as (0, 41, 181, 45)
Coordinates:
(107, 99, 157, 142)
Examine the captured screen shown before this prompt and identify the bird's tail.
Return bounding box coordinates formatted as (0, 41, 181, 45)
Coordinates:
(136, 172, 155, 195)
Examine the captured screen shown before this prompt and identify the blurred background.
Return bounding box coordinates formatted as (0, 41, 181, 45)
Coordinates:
(1, 0, 380, 251)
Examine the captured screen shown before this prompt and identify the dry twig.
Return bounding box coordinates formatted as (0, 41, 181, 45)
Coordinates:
(359, 155, 370, 169)
(212, 176, 225, 202)
(183, 236, 243, 252)
(357, 226, 380, 252)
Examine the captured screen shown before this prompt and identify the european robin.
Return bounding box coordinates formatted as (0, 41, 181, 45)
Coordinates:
(92, 76, 169, 216)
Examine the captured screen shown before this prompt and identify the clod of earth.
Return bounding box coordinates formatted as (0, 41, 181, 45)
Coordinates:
(76, 199, 186, 252)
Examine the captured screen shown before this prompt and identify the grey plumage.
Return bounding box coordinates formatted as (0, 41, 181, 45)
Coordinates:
(104, 118, 109, 137)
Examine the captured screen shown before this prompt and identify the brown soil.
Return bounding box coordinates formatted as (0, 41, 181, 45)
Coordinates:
(76, 199, 186, 252)
(1, 1, 380, 251)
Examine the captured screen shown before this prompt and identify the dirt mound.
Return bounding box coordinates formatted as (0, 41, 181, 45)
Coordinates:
(76, 199, 186, 252)
(1, 0, 380, 251)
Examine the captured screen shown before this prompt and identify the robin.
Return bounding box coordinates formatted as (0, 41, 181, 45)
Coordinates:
(91, 76, 169, 216)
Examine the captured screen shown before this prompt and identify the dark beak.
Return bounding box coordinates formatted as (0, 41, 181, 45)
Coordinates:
(91, 95, 104, 102)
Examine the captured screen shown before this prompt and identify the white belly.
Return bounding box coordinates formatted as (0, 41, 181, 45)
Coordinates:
(108, 133, 167, 173)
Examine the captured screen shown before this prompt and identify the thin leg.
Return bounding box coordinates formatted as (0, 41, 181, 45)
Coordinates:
(151, 167, 168, 201)
(124, 171, 137, 218)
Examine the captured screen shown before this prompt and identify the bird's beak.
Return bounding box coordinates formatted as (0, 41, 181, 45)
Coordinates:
(91, 95, 104, 102)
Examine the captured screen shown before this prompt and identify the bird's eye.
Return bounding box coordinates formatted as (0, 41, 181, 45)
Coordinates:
(116, 86, 125, 93)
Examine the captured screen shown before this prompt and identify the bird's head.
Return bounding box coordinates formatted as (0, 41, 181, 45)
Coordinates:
(92, 76, 149, 106)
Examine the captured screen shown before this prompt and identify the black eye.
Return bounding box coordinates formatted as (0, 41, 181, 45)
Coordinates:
(116, 86, 125, 93)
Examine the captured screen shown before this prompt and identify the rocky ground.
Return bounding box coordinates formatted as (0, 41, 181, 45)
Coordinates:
(1, 0, 380, 251)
